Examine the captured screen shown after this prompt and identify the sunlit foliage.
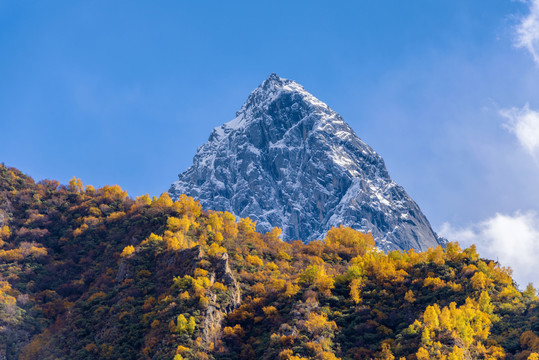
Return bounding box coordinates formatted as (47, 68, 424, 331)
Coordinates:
(0, 164, 538, 360)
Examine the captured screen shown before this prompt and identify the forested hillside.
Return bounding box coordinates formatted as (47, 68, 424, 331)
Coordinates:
(0, 163, 538, 360)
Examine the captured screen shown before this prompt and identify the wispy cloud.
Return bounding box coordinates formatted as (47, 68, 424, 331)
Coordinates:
(500, 104, 539, 157)
(515, 0, 539, 65)
(439, 211, 539, 287)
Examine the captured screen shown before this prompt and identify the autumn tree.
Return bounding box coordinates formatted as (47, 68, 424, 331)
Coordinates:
(68, 177, 84, 193)
(300, 265, 335, 296)
(324, 225, 375, 256)
(121, 245, 135, 257)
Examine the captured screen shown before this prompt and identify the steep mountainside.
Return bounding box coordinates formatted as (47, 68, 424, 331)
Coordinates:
(169, 74, 444, 251)
(0, 165, 538, 360)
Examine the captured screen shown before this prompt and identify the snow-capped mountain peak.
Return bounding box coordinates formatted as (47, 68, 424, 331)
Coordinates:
(215, 74, 330, 137)
(169, 74, 445, 251)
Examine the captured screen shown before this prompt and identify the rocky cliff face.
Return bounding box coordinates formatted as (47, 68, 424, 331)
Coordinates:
(169, 74, 445, 251)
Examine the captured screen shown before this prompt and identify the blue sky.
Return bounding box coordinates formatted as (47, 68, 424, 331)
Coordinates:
(2, 1, 539, 285)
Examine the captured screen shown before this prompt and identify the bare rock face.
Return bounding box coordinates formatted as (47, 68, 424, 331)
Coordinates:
(210, 252, 241, 312)
(202, 252, 241, 347)
(169, 74, 445, 251)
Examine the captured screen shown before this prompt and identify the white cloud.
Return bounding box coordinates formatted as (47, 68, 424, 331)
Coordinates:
(500, 104, 539, 156)
(439, 211, 539, 288)
(515, 0, 539, 65)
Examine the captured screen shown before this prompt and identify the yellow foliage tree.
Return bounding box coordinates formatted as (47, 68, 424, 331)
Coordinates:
(304, 312, 337, 337)
(447, 346, 465, 360)
(222, 212, 239, 238)
(0, 249, 24, 261)
(173, 194, 202, 218)
(100, 185, 128, 200)
(153, 192, 174, 208)
(416, 347, 430, 360)
(471, 271, 492, 290)
(212, 282, 227, 292)
(283, 282, 299, 298)
(246, 254, 264, 267)
(266, 227, 282, 241)
(140, 233, 163, 246)
(405, 289, 416, 303)
(163, 230, 187, 250)
(324, 225, 375, 255)
(379, 343, 395, 360)
(0, 280, 17, 307)
(300, 265, 335, 296)
(136, 194, 152, 206)
(0, 225, 11, 240)
(207, 243, 227, 257)
(69, 177, 84, 193)
(409, 296, 498, 359)
(187, 316, 196, 335)
(106, 211, 125, 222)
(423, 277, 446, 290)
(349, 278, 363, 304)
(167, 216, 182, 231)
(214, 231, 224, 244)
(239, 217, 257, 233)
(262, 306, 279, 317)
(207, 212, 224, 232)
(176, 314, 188, 334)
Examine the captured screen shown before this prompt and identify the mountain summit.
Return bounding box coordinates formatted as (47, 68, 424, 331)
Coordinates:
(169, 74, 444, 251)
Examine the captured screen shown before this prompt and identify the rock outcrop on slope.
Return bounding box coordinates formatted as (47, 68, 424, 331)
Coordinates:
(169, 74, 445, 251)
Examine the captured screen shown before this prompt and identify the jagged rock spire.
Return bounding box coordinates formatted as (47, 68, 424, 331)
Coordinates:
(169, 74, 445, 251)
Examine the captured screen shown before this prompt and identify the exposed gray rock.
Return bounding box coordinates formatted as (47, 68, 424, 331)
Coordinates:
(203, 252, 241, 347)
(169, 74, 445, 251)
